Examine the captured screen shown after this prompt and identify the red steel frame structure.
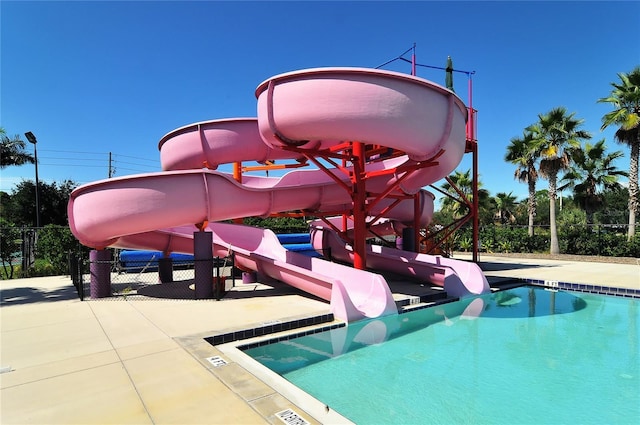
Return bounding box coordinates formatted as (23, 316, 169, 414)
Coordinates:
(234, 47, 480, 268)
(423, 76, 479, 263)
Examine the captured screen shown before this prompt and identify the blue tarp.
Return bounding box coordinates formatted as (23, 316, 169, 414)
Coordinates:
(119, 250, 194, 271)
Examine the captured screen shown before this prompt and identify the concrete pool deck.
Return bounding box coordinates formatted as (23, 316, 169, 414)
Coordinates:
(1, 255, 638, 424)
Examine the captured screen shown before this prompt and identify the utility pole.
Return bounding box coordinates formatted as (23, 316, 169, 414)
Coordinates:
(108, 152, 114, 178)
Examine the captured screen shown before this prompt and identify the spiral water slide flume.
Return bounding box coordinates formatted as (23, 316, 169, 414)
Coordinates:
(68, 67, 489, 322)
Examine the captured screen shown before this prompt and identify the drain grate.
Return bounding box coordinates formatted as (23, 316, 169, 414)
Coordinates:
(205, 356, 228, 367)
(276, 409, 310, 425)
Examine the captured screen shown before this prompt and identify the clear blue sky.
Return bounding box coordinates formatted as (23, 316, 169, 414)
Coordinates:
(2, 1, 639, 207)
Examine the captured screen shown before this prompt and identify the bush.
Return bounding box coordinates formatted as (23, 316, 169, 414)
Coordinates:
(453, 224, 635, 257)
(0, 220, 21, 279)
(28, 259, 57, 277)
(458, 237, 472, 252)
(560, 225, 596, 255)
(36, 225, 88, 275)
(625, 235, 640, 257)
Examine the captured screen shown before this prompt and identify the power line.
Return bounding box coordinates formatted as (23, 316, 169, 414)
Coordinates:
(39, 148, 159, 164)
(39, 163, 109, 168)
(39, 148, 108, 156)
(112, 153, 158, 163)
(39, 156, 108, 162)
(111, 159, 157, 168)
(113, 166, 160, 174)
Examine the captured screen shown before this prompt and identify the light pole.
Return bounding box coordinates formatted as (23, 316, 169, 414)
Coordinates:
(24, 131, 41, 228)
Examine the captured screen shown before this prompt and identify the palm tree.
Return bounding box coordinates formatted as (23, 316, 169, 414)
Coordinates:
(439, 169, 491, 220)
(560, 139, 627, 224)
(493, 192, 518, 224)
(0, 128, 34, 168)
(505, 130, 539, 236)
(598, 66, 640, 239)
(527, 107, 592, 254)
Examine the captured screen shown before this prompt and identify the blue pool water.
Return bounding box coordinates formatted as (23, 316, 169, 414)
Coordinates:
(245, 287, 639, 424)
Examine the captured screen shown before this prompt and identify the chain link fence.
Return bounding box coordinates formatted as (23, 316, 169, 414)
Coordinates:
(2, 224, 638, 288)
(68, 252, 237, 301)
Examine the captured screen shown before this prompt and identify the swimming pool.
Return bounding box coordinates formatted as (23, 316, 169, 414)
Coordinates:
(244, 286, 639, 424)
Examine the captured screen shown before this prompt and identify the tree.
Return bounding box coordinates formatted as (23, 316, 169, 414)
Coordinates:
(533, 189, 552, 225)
(505, 130, 539, 236)
(0, 128, 34, 168)
(243, 216, 309, 233)
(598, 66, 640, 239)
(527, 107, 592, 254)
(0, 218, 21, 279)
(439, 169, 492, 224)
(493, 192, 518, 224)
(595, 187, 630, 224)
(37, 225, 88, 275)
(4, 180, 78, 227)
(560, 139, 627, 224)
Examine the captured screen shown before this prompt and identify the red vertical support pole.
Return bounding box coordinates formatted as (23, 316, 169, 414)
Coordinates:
(468, 74, 479, 263)
(233, 162, 244, 224)
(413, 193, 421, 252)
(472, 140, 479, 263)
(342, 156, 349, 233)
(467, 74, 477, 147)
(467, 76, 473, 143)
(411, 44, 418, 251)
(233, 162, 242, 183)
(352, 142, 367, 270)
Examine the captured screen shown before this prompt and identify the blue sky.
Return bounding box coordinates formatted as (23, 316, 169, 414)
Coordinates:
(2, 1, 639, 208)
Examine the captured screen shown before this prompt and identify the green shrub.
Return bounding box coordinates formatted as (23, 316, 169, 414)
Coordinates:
(625, 235, 640, 258)
(498, 241, 512, 253)
(28, 259, 57, 277)
(36, 225, 88, 275)
(458, 237, 472, 252)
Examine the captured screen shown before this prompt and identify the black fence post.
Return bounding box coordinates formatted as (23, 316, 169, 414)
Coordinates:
(68, 252, 85, 301)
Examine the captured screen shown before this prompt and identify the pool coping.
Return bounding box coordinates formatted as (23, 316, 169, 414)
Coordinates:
(527, 278, 640, 298)
(217, 326, 354, 425)
(176, 316, 354, 425)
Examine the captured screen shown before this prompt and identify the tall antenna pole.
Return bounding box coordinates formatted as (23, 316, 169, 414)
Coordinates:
(411, 43, 416, 76)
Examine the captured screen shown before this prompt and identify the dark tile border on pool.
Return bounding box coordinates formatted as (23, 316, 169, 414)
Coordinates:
(207, 280, 638, 349)
(204, 313, 337, 346)
(527, 279, 640, 299)
(237, 322, 346, 351)
(398, 295, 460, 314)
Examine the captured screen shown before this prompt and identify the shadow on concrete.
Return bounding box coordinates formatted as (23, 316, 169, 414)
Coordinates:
(477, 261, 552, 272)
(132, 279, 320, 302)
(132, 280, 196, 299)
(0, 285, 79, 306)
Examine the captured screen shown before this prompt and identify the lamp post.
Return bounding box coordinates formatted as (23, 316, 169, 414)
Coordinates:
(24, 131, 41, 228)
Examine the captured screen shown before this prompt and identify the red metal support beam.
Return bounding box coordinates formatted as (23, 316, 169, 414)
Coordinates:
(351, 142, 367, 269)
(471, 139, 479, 262)
(467, 73, 479, 262)
(413, 193, 421, 252)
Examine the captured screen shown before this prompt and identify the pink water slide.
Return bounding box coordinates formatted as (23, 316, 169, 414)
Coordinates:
(68, 67, 490, 321)
(310, 223, 489, 299)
